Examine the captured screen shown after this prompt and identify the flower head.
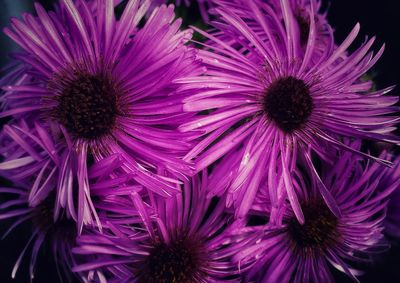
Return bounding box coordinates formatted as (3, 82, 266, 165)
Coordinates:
(3, 190, 78, 281)
(209, 0, 331, 60)
(236, 146, 396, 282)
(178, 0, 399, 222)
(387, 187, 400, 239)
(384, 156, 400, 238)
(73, 172, 254, 282)
(0, 152, 136, 281)
(0, 0, 202, 230)
(269, 0, 330, 48)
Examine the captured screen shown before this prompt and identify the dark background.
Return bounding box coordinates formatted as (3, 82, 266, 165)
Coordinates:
(0, 0, 399, 282)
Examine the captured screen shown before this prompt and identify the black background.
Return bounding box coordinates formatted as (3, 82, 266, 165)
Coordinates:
(0, 0, 399, 282)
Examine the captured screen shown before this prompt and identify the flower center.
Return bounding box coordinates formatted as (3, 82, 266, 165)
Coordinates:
(54, 72, 119, 140)
(32, 195, 76, 244)
(287, 200, 339, 253)
(140, 237, 206, 283)
(263, 76, 313, 133)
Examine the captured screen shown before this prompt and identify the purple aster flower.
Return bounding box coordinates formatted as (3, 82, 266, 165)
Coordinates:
(387, 186, 400, 239)
(0, 187, 77, 281)
(235, 145, 397, 282)
(0, 153, 135, 281)
(209, 0, 331, 57)
(73, 172, 255, 282)
(268, 1, 327, 34)
(0, 121, 82, 217)
(0, 119, 117, 231)
(0, 0, 202, 229)
(385, 156, 400, 238)
(178, 0, 399, 222)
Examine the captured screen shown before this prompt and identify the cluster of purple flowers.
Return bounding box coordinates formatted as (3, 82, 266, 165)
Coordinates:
(0, 0, 399, 282)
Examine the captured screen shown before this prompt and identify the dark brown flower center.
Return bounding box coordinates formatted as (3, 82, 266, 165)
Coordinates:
(263, 76, 313, 133)
(288, 200, 339, 253)
(32, 195, 76, 244)
(140, 237, 206, 283)
(54, 72, 119, 140)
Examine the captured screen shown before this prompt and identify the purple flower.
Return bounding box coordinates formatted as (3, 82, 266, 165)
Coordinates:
(73, 172, 255, 282)
(385, 156, 400, 238)
(235, 145, 396, 282)
(0, 0, 202, 230)
(387, 186, 400, 239)
(0, 153, 134, 280)
(178, 0, 399, 222)
(0, 121, 100, 230)
(0, 187, 77, 281)
(209, 0, 331, 57)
